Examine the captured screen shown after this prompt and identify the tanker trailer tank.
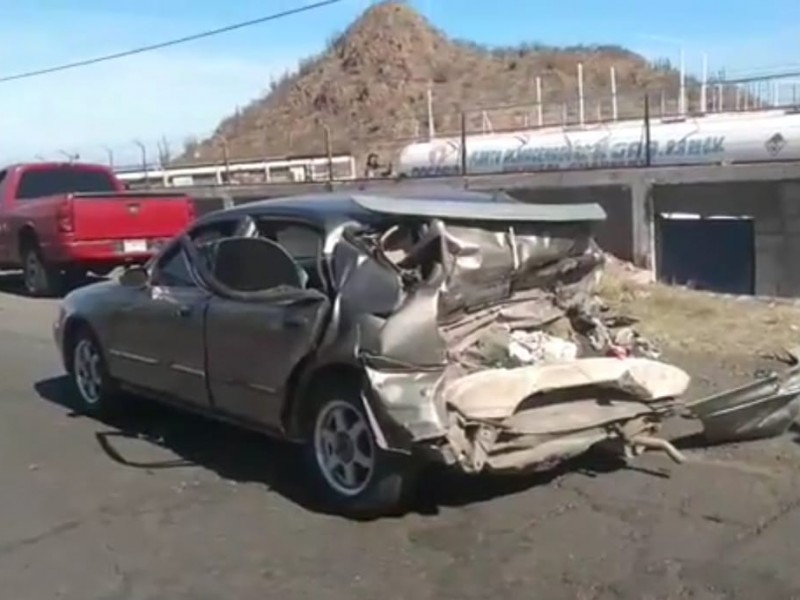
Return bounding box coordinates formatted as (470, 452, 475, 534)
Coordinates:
(396, 111, 800, 177)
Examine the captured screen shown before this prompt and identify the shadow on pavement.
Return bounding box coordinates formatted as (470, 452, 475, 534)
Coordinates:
(0, 271, 103, 299)
(0, 272, 30, 297)
(34, 375, 648, 520)
(672, 432, 715, 450)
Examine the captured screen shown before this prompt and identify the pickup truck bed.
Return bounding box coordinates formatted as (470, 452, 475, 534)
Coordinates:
(35, 191, 195, 264)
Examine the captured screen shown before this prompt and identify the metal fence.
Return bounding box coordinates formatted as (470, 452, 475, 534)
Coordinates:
(26, 68, 800, 184)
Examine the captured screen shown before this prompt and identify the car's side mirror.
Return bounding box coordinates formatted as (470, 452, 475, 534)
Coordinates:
(119, 265, 148, 288)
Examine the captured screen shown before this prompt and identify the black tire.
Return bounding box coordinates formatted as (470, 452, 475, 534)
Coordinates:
(303, 381, 417, 518)
(68, 326, 119, 416)
(21, 245, 63, 297)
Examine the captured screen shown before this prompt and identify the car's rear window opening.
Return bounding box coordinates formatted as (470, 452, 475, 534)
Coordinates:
(16, 167, 117, 200)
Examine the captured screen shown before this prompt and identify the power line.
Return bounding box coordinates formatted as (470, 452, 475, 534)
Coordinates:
(722, 69, 800, 85)
(0, 0, 343, 85)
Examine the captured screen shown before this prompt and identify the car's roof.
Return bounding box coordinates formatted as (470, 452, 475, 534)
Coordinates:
(197, 188, 606, 231)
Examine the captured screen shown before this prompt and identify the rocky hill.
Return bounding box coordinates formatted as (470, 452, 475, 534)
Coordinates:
(180, 1, 701, 173)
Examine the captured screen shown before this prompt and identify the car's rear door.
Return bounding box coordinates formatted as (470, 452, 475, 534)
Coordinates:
(203, 221, 329, 430)
(205, 292, 329, 428)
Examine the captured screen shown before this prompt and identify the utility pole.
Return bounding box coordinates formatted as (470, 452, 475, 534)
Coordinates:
(133, 140, 149, 188)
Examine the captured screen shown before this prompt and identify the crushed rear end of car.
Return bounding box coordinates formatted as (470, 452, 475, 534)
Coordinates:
(319, 193, 693, 475)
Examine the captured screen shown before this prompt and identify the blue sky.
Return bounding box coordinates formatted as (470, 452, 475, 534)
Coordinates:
(1, 0, 798, 166)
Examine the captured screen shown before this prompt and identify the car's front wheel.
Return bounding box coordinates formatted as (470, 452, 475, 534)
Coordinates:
(304, 382, 416, 518)
(69, 326, 119, 415)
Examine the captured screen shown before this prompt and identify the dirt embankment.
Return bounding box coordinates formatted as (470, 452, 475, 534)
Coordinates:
(599, 258, 800, 399)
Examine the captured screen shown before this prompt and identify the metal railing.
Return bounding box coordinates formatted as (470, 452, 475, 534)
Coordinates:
(23, 68, 800, 184)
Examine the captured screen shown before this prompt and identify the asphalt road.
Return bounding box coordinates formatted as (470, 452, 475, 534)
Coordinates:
(2, 275, 800, 600)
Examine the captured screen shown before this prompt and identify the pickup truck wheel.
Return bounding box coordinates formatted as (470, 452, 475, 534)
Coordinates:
(69, 326, 119, 415)
(22, 246, 63, 297)
(303, 382, 417, 519)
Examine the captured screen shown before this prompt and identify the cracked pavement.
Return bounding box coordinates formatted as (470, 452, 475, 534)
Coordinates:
(2, 276, 800, 600)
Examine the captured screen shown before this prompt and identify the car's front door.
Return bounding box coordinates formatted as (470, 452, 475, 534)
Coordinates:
(107, 243, 210, 408)
(107, 217, 245, 406)
(202, 233, 330, 429)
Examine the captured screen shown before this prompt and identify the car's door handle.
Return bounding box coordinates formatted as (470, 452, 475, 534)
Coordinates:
(176, 305, 192, 317)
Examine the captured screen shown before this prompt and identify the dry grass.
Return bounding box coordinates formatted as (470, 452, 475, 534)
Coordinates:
(598, 273, 800, 358)
(181, 1, 703, 168)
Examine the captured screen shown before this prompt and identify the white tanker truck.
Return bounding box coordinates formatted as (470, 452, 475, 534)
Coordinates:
(395, 109, 800, 177)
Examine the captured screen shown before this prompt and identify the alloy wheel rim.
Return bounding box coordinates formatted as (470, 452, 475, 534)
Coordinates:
(74, 338, 102, 405)
(313, 400, 375, 497)
(24, 253, 41, 293)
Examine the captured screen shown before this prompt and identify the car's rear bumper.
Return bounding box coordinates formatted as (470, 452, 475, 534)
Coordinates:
(367, 358, 692, 474)
(44, 238, 169, 266)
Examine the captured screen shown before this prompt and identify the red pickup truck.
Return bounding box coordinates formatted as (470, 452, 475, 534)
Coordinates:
(0, 162, 196, 296)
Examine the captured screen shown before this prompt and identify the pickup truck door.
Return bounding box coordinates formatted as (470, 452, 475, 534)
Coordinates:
(107, 244, 211, 409)
(0, 169, 10, 261)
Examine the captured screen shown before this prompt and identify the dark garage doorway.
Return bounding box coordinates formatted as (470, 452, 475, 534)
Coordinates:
(656, 215, 755, 295)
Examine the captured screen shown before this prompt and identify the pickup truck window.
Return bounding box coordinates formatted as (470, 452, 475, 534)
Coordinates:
(15, 167, 117, 200)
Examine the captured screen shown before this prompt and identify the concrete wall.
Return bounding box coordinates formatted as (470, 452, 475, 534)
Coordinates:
(755, 181, 800, 296)
(652, 180, 800, 297)
(180, 164, 800, 297)
(191, 184, 638, 262)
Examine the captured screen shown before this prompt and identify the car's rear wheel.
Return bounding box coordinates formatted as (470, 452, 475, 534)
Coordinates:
(304, 382, 416, 518)
(22, 246, 63, 297)
(70, 326, 119, 415)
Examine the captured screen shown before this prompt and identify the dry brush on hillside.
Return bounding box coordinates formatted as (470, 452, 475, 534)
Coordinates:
(180, 1, 711, 170)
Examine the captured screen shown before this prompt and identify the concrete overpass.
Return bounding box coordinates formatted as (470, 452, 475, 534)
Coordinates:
(155, 161, 800, 297)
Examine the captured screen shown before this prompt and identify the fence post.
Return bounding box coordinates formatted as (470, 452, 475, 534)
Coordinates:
(426, 85, 435, 140)
(323, 125, 333, 185)
(134, 140, 149, 189)
(103, 146, 114, 169)
(460, 111, 467, 177)
(610, 66, 618, 121)
(701, 53, 708, 113)
(220, 137, 231, 184)
(578, 62, 585, 126)
(644, 94, 652, 167)
(535, 76, 543, 127)
(679, 48, 686, 116)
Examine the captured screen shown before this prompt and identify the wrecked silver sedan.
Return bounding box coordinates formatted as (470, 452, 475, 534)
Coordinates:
(53, 191, 692, 516)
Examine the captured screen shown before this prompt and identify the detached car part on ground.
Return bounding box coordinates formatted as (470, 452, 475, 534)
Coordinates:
(687, 359, 800, 444)
(54, 191, 762, 517)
